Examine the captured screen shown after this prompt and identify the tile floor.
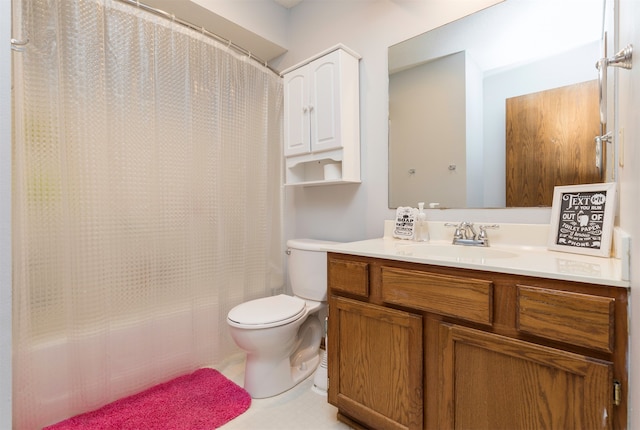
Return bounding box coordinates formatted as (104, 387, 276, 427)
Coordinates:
(216, 354, 352, 430)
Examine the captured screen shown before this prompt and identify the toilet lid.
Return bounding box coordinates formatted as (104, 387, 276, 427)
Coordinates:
(228, 294, 306, 326)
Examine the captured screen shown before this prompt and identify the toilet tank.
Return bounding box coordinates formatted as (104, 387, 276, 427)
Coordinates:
(287, 239, 338, 301)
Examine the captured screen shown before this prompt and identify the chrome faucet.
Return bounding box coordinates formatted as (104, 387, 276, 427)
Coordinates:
(445, 222, 499, 247)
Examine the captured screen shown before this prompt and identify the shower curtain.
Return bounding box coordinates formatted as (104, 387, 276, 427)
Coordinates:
(12, 0, 283, 428)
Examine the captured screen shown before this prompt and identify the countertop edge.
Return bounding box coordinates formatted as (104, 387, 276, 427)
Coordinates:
(323, 238, 630, 289)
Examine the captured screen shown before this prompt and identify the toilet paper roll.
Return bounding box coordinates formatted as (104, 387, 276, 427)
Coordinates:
(323, 162, 342, 180)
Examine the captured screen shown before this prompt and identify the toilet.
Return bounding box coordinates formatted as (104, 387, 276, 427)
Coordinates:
(226, 238, 336, 398)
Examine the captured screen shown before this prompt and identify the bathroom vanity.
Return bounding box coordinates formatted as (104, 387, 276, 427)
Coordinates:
(324, 227, 629, 430)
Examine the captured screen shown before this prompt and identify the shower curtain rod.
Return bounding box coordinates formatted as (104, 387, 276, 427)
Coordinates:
(117, 0, 279, 75)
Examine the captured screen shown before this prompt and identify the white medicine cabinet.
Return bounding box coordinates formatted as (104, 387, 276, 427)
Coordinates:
(281, 44, 361, 186)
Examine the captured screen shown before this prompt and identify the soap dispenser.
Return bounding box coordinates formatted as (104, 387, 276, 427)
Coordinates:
(415, 202, 430, 242)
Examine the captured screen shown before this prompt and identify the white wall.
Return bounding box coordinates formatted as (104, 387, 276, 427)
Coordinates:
(617, 0, 640, 425)
(1, 0, 12, 427)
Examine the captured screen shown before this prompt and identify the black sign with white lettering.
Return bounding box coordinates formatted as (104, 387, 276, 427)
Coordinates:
(554, 190, 609, 250)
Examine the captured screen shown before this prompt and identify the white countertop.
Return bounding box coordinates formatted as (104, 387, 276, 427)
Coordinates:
(322, 223, 629, 288)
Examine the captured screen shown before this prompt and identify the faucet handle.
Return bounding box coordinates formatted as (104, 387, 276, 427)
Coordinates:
(478, 224, 499, 240)
(444, 222, 464, 239)
(479, 224, 499, 230)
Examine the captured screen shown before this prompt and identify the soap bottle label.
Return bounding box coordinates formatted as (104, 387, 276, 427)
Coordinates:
(393, 207, 417, 240)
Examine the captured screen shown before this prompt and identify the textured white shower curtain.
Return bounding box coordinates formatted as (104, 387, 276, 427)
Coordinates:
(12, 0, 283, 428)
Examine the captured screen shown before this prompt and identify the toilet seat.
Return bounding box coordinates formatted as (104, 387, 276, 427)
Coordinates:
(227, 294, 306, 329)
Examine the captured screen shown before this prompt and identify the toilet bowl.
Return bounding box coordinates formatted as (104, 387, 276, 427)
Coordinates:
(226, 238, 336, 398)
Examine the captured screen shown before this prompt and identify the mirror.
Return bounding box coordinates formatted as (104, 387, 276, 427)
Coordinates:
(388, 0, 609, 209)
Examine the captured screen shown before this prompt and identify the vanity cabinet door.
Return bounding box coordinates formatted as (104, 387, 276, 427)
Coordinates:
(436, 322, 613, 430)
(328, 295, 423, 430)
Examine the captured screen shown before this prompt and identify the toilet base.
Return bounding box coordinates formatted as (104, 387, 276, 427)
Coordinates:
(242, 315, 323, 399)
(244, 351, 321, 398)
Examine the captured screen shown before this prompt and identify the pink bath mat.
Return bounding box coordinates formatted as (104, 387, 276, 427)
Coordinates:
(44, 368, 251, 430)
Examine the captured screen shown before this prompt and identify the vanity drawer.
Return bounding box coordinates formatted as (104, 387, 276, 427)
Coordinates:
(516, 285, 614, 352)
(328, 257, 369, 297)
(381, 266, 493, 325)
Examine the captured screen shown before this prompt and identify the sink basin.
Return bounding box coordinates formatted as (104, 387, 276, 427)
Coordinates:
(396, 243, 518, 260)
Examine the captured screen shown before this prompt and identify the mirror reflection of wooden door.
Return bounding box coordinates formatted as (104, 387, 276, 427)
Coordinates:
(506, 80, 600, 207)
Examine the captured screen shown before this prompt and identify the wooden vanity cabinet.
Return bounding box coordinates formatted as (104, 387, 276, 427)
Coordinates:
(327, 253, 628, 430)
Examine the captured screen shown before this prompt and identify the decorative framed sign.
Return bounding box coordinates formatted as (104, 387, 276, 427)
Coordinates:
(548, 183, 616, 257)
